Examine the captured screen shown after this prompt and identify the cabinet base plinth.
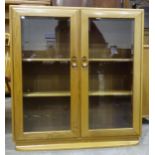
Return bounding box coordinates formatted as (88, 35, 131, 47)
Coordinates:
(16, 140, 139, 151)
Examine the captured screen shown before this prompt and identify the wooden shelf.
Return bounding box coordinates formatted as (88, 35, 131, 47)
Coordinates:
(89, 91, 132, 96)
(23, 58, 70, 62)
(89, 58, 133, 62)
(23, 58, 133, 62)
(23, 91, 71, 97)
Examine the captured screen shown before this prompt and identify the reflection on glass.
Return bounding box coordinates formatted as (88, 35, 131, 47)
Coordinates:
(22, 61, 70, 93)
(89, 96, 132, 129)
(21, 16, 71, 133)
(89, 62, 132, 91)
(21, 16, 70, 59)
(89, 18, 134, 58)
(88, 18, 134, 130)
(24, 97, 70, 132)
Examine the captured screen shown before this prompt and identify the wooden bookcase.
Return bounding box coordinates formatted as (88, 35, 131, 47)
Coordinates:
(10, 6, 143, 150)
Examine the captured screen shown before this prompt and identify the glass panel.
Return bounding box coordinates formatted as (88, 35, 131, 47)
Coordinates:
(89, 62, 132, 91)
(22, 61, 70, 93)
(21, 16, 70, 59)
(89, 96, 132, 129)
(88, 18, 134, 130)
(21, 16, 71, 132)
(24, 97, 70, 132)
(89, 18, 134, 58)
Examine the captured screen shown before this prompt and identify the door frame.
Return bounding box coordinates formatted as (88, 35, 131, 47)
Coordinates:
(10, 6, 80, 141)
(81, 8, 144, 137)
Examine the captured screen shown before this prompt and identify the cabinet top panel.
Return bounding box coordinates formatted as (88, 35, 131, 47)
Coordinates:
(10, 6, 144, 22)
(10, 5, 144, 12)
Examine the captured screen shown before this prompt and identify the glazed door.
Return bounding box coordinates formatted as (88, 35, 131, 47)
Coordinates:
(11, 7, 80, 140)
(81, 9, 143, 137)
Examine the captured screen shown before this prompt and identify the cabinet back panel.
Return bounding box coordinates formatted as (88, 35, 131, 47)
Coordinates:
(89, 96, 132, 129)
(22, 62, 70, 92)
(89, 62, 133, 91)
(23, 97, 70, 132)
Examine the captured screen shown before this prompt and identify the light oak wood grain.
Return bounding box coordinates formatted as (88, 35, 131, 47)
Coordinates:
(142, 46, 149, 117)
(10, 6, 143, 150)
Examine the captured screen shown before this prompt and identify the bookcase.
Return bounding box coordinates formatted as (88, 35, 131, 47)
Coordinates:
(10, 6, 143, 150)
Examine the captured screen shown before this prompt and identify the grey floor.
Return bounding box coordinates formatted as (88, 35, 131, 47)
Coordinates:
(5, 97, 149, 155)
